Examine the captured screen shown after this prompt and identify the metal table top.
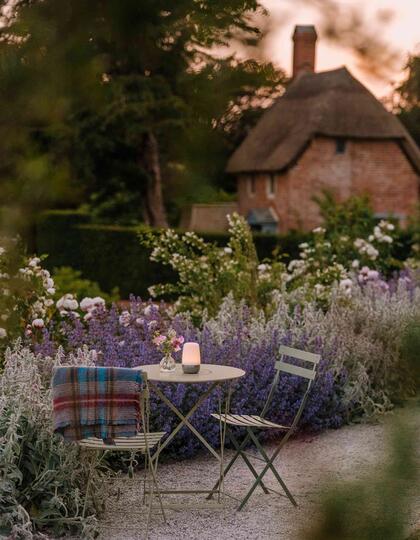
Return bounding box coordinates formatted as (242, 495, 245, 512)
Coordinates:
(133, 363, 245, 384)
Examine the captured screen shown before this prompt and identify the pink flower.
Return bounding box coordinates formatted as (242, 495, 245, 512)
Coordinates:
(153, 335, 166, 347)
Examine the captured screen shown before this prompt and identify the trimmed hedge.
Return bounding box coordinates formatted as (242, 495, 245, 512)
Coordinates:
(35, 210, 414, 298)
(36, 212, 175, 298)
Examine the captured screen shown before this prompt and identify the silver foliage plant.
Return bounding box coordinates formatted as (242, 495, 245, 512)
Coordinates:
(204, 277, 419, 419)
(0, 342, 101, 539)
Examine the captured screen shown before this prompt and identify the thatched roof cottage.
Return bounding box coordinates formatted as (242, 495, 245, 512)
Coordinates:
(227, 25, 420, 232)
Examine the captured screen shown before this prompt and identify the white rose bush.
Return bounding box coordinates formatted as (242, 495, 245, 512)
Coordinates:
(0, 239, 107, 367)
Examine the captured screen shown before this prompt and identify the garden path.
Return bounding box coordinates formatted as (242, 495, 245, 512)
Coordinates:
(87, 419, 420, 540)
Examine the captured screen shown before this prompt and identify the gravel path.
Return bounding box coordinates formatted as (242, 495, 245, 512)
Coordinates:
(93, 418, 419, 540)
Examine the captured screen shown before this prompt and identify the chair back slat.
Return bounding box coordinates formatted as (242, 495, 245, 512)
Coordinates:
(275, 361, 316, 380)
(278, 345, 320, 365)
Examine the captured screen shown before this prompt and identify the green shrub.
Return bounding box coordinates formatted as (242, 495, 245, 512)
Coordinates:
(53, 266, 120, 304)
(0, 343, 103, 538)
(35, 210, 311, 298)
(301, 413, 419, 540)
(35, 208, 415, 300)
(399, 319, 420, 390)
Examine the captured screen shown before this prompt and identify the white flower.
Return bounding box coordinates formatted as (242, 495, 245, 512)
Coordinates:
(224, 247, 233, 254)
(57, 294, 78, 311)
(148, 286, 157, 297)
(367, 270, 379, 280)
(144, 305, 155, 316)
(135, 317, 144, 326)
(366, 246, 378, 260)
(45, 299, 54, 307)
(28, 257, 40, 267)
(352, 260, 360, 268)
(45, 277, 54, 289)
(1, 314, 8, 321)
(0, 247, 5, 256)
(32, 318, 44, 328)
(299, 243, 309, 249)
(119, 310, 131, 327)
(339, 278, 353, 289)
(148, 320, 158, 329)
(92, 297, 105, 308)
(382, 235, 392, 244)
(257, 264, 269, 272)
(386, 223, 395, 231)
(313, 227, 325, 234)
(0, 327, 7, 339)
(80, 297, 94, 311)
(84, 312, 93, 321)
(47, 287, 56, 295)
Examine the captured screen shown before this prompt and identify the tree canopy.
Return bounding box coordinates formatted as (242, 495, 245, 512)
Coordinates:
(0, 0, 286, 230)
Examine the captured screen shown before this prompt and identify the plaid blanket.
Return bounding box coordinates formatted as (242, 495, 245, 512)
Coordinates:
(52, 366, 143, 442)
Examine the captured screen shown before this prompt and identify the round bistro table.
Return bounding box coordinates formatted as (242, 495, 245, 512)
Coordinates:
(133, 363, 245, 500)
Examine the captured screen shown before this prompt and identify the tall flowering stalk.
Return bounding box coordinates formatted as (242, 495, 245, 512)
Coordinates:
(139, 213, 265, 321)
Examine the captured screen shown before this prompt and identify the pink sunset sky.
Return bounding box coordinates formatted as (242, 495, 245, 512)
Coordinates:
(257, 0, 420, 100)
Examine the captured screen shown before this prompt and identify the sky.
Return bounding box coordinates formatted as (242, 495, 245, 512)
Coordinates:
(258, 0, 420, 100)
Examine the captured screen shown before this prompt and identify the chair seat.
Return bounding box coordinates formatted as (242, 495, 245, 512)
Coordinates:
(78, 431, 166, 451)
(211, 413, 289, 430)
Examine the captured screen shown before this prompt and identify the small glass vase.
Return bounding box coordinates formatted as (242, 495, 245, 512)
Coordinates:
(160, 353, 176, 373)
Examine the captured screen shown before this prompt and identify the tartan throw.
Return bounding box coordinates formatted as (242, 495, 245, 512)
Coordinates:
(52, 366, 143, 442)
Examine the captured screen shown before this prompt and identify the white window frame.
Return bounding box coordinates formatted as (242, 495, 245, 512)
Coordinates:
(267, 174, 276, 198)
(248, 176, 256, 197)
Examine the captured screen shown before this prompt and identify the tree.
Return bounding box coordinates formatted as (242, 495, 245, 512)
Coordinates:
(394, 54, 420, 147)
(0, 0, 284, 229)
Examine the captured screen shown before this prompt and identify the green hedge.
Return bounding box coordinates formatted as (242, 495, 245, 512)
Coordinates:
(36, 212, 174, 298)
(35, 210, 415, 299)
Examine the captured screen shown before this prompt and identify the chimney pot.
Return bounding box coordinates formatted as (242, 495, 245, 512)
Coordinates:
(292, 25, 317, 78)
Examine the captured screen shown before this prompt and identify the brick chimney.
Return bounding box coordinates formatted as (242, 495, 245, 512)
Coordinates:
(292, 25, 317, 78)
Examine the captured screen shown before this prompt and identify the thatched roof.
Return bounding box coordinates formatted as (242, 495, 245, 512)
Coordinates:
(226, 67, 420, 174)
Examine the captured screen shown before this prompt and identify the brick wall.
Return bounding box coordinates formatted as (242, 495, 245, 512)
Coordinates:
(237, 137, 419, 232)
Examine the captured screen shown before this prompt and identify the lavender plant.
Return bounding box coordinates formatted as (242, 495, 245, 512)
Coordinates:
(34, 272, 418, 460)
(0, 343, 102, 538)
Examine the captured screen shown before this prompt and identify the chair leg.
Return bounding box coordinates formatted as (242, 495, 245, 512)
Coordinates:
(82, 451, 97, 518)
(145, 470, 154, 540)
(230, 431, 270, 495)
(206, 432, 250, 500)
(142, 452, 149, 505)
(148, 449, 167, 524)
(237, 431, 297, 511)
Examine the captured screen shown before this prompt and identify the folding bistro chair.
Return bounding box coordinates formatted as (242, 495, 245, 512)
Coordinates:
(209, 345, 320, 510)
(53, 367, 167, 539)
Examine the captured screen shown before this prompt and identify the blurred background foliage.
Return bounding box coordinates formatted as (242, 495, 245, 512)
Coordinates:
(0, 0, 285, 237)
(301, 411, 419, 540)
(0, 0, 418, 239)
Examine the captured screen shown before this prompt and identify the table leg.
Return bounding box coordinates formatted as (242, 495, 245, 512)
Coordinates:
(217, 382, 233, 504)
(150, 381, 221, 463)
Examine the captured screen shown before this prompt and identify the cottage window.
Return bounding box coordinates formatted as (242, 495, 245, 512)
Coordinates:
(248, 176, 256, 196)
(267, 175, 276, 197)
(336, 138, 347, 154)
